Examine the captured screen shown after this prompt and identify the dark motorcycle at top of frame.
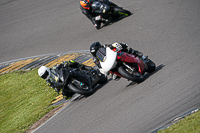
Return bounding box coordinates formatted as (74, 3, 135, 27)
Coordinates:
(91, 1, 132, 25)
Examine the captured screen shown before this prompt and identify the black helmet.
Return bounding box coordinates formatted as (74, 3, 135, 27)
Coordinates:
(91, 1, 101, 11)
(90, 42, 102, 57)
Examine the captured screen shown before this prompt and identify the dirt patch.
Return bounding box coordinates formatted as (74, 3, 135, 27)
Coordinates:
(26, 102, 68, 133)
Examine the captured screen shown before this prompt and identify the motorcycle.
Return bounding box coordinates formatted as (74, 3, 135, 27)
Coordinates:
(91, 1, 131, 22)
(96, 47, 156, 83)
(59, 67, 107, 96)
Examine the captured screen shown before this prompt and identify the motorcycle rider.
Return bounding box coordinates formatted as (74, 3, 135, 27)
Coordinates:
(38, 60, 93, 99)
(90, 42, 143, 80)
(80, 0, 115, 29)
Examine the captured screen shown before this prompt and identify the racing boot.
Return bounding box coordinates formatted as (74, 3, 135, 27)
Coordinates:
(92, 17, 101, 29)
(110, 73, 121, 81)
(94, 21, 101, 29)
(64, 91, 75, 100)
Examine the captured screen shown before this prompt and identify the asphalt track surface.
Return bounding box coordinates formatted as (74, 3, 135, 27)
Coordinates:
(1, 0, 200, 133)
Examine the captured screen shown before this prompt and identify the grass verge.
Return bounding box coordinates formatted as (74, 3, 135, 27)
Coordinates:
(0, 69, 57, 133)
(158, 110, 200, 133)
(1, 69, 199, 133)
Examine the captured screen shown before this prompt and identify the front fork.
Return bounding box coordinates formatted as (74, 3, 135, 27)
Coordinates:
(140, 56, 149, 71)
(122, 62, 136, 73)
(122, 62, 142, 77)
(122, 61, 145, 77)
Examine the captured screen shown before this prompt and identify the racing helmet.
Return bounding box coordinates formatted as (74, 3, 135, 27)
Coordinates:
(91, 1, 101, 11)
(90, 42, 102, 57)
(38, 66, 51, 80)
(80, 0, 90, 10)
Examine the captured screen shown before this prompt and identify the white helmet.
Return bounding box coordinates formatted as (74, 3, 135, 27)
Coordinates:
(38, 66, 51, 80)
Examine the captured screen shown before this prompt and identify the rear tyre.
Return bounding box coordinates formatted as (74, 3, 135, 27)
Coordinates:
(118, 66, 144, 83)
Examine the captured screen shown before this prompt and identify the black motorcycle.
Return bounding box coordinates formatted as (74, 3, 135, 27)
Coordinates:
(91, 1, 131, 21)
(60, 67, 107, 96)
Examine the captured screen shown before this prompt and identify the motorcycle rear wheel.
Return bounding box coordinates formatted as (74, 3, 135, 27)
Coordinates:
(118, 66, 144, 83)
(68, 79, 94, 96)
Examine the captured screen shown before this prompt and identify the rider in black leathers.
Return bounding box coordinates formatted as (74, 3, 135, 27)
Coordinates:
(90, 42, 143, 80)
(80, 0, 116, 29)
(38, 60, 92, 99)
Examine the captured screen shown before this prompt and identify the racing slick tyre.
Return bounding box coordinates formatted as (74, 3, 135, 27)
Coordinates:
(146, 59, 156, 73)
(68, 79, 94, 96)
(118, 66, 144, 83)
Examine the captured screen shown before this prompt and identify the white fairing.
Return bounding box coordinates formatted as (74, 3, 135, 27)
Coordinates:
(100, 47, 117, 75)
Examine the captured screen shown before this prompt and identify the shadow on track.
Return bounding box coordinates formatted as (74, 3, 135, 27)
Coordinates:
(73, 64, 164, 101)
(126, 64, 165, 87)
(73, 78, 113, 102)
(100, 13, 133, 29)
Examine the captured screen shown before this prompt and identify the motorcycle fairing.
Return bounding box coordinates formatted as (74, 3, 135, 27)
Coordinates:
(119, 52, 145, 74)
(96, 47, 106, 62)
(98, 47, 117, 74)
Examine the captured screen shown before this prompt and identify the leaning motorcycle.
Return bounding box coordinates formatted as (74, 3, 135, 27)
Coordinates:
(60, 67, 107, 96)
(91, 1, 131, 21)
(96, 47, 156, 83)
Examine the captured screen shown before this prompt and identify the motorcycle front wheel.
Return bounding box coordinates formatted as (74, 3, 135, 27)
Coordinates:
(118, 66, 144, 83)
(67, 79, 94, 96)
(146, 59, 156, 73)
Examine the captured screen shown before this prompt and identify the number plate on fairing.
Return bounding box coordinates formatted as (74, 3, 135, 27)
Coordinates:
(96, 48, 107, 62)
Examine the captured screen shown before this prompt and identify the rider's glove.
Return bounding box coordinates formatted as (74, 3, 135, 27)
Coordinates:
(120, 42, 128, 46)
(134, 50, 143, 57)
(112, 42, 123, 52)
(120, 42, 130, 51)
(138, 52, 143, 57)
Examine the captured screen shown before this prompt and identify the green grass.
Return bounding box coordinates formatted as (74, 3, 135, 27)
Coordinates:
(158, 110, 200, 133)
(1, 69, 200, 133)
(0, 69, 57, 133)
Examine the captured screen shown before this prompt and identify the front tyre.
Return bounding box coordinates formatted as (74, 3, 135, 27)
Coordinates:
(118, 66, 144, 83)
(68, 79, 94, 96)
(146, 60, 156, 73)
